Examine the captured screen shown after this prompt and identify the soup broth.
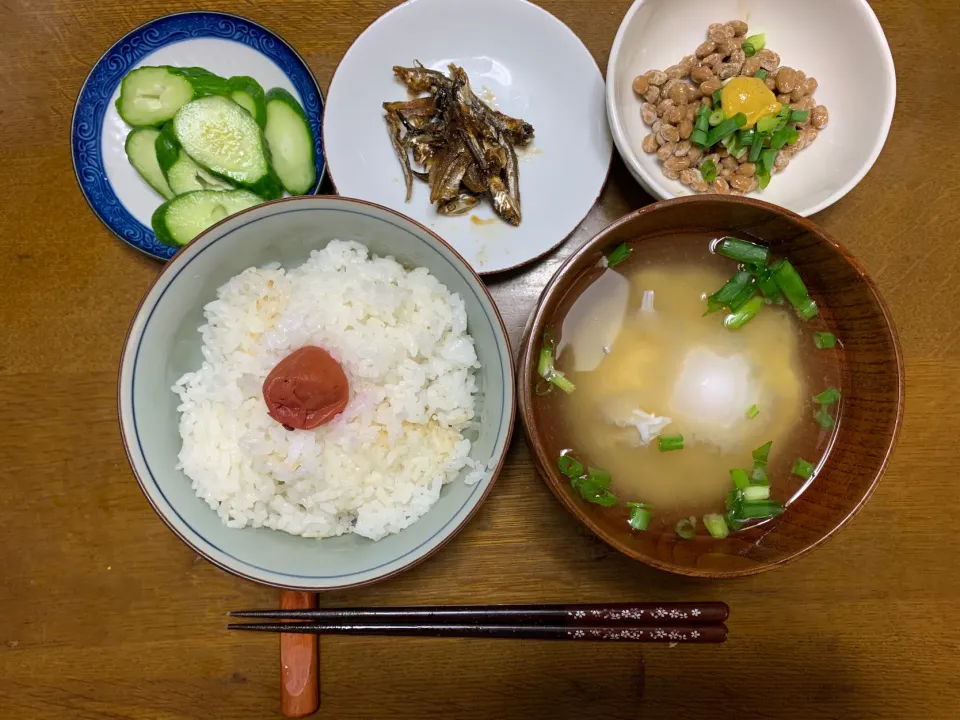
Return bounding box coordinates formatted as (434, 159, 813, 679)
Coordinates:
(551, 232, 840, 532)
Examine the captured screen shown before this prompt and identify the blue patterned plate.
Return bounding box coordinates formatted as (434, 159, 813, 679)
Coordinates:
(72, 12, 325, 261)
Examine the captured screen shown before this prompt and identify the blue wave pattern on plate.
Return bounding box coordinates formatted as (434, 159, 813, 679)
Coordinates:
(71, 11, 325, 261)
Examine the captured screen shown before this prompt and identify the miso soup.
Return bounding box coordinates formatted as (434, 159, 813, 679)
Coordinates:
(545, 232, 841, 536)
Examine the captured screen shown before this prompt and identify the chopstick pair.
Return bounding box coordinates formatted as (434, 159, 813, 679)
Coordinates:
(228, 602, 729, 644)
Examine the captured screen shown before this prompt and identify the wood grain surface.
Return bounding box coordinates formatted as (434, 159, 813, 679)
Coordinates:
(1, 1, 958, 718)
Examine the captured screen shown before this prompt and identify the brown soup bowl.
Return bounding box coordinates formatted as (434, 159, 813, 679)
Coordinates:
(518, 196, 904, 577)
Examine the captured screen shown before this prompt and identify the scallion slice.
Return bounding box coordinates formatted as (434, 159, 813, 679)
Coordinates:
(750, 463, 769, 486)
(724, 295, 765, 330)
(537, 329, 576, 394)
(691, 128, 709, 147)
(730, 469, 750, 491)
(755, 68, 768, 81)
(814, 407, 836, 430)
(735, 499, 785, 520)
(814, 332, 837, 349)
(741, 33, 766, 57)
(701, 159, 718, 183)
(627, 502, 653, 531)
(791, 458, 815, 480)
(759, 148, 777, 174)
(658, 434, 684, 452)
(715, 236, 770, 266)
(756, 270, 784, 303)
(752, 441, 773, 464)
(707, 270, 752, 309)
(771, 259, 817, 320)
(558, 454, 584, 478)
(742, 485, 771, 502)
(606, 242, 632, 268)
(712, 89, 722, 107)
(797, 297, 820, 321)
(703, 513, 729, 539)
(708, 109, 726, 126)
(704, 113, 748, 146)
(675, 517, 697, 540)
(570, 471, 619, 508)
(747, 404, 760, 419)
(813, 387, 842, 405)
(756, 116, 779, 134)
(738, 129, 756, 146)
(790, 110, 810, 123)
(757, 171, 771, 189)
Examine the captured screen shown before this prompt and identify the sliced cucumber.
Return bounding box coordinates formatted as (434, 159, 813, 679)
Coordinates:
(155, 124, 233, 194)
(263, 88, 317, 195)
(116, 67, 195, 127)
(124, 128, 174, 199)
(172, 96, 282, 199)
(228, 76, 267, 128)
(151, 190, 263, 247)
(172, 67, 230, 98)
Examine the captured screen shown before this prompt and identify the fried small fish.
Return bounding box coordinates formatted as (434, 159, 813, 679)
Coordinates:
(438, 192, 481, 216)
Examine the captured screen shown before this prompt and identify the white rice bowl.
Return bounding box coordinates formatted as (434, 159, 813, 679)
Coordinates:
(173, 240, 483, 541)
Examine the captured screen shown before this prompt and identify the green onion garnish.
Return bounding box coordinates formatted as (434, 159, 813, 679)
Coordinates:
(756, 116, 779, 134)
(708, 270, 752, 309)
(704, 113, 748, 146)
(658, 434, 684, 452)
(724, 295, 765, 330)
(588, 467, 612, 484)
(727, 284, 757, 312)
(792, 458, 815, 479)
(708, 109, 726, 126)
(748, 132, 764, 163)
(752, 441, 773, 464)
(730, 469, 750, 491)
(755, 68, 768, 81)
(750, 463, 769, 486)
(735, 499, 785, 520)
(606, 242, 632, 268)
(813, 387, 842, 405)
(712, 89, 722, 106)
(703, 513, 729, 539)
(813, 332, 837, 349)
(558, 454, 584, 478)
(627, 502, 653, 531)
(675, 517, 697, 540)
(770, 128, 791, 150)
(757, 171, 771, 189)
(759, 148, 777, 174)
(691, 128, 709, 147)
(755, 270, 784, 303)
(714, 237, 770, 266)
(771, 259, 817, 320)
(726, 489, 743, 511)
(747, 404, 759, 419)
(701, 159, 718, 183)
(537, 329, 576, 394)
(570, 471, 619, 507)
(785, 128, 800, 145)
(790, 110, 809, 123)
(738, 129, 756, 146)
(742, 485, 771, 502)
(814, 407, 836, 430)
(741, 33, 766, 57)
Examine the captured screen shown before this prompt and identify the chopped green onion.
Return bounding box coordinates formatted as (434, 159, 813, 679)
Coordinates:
(796, 297, 819, 320)
(742, 485, 771, 502)
(814, 332, 837, 349)
(770, 128, 791, 150)
(756, 116, 779, 134)
(704, 113, 748, 146)
(724, 295, 765, 330)
(675, 517, 697, 540)
(738, 129, 756, 146)
(792, 458, 815, 480)
(557, 454, 584, 478)
(537, 329, 576, 394)
(727, 283, 757, 312)
(707, 270, 751, 311)
(726, 489, 743, 511)
(606, 242, 632, 268)
(757, 171, 771, 189)
(785, 128, 800, 145)
(770, 259, 816, 319)
(748, 132, 764, 164)
(627, 502, 653, 531)
(759, 148, 777, 174)
(814, 407, 836, 430)
(730, 469, 750, 491)
(712, 89, 722, 107)
(779, 103, 792, 118)
(742, 33, 766, 54)
(813, 387, 842, 405)
(755, 68, 768, 81)
(714, 237, 770, 266)
(691, 128, 709, 147)
(790, 110, 809, 123)
(704, 297, 725, 315)
(752, 441, 773, 464)
(658, 434, 684, 452)
(755, 270, 784, 303)
(747, 404, 760, 419)
(571, 473, 618, 507)
(588, 467, 612, 484)
(703, 513, 729, 539)
(701, 159, 718, 183)
(708, 109, 726, 126)
(735, 499, 785, 520)
(750, 463, 769, 486)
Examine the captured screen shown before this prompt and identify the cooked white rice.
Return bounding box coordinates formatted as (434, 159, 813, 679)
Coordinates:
(173, 240, 481, 541)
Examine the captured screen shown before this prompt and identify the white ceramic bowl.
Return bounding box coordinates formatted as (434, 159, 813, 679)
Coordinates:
(606, 0, 896, 216)
(324, 0, 612, 274)
(118, 196, 515, 590)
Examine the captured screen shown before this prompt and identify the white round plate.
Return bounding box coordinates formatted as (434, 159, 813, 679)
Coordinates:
(324, 0, 612, 274)
(72, 11, 325, 260)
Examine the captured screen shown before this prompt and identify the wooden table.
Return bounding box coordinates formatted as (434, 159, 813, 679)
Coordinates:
(2, 1, 958, 717)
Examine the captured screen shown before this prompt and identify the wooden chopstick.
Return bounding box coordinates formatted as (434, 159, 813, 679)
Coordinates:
(228, 621, 727, 643)
(230, 601, 728, 626)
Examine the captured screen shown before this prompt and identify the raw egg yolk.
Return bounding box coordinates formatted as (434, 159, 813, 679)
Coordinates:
(720, 77, 781, 128)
